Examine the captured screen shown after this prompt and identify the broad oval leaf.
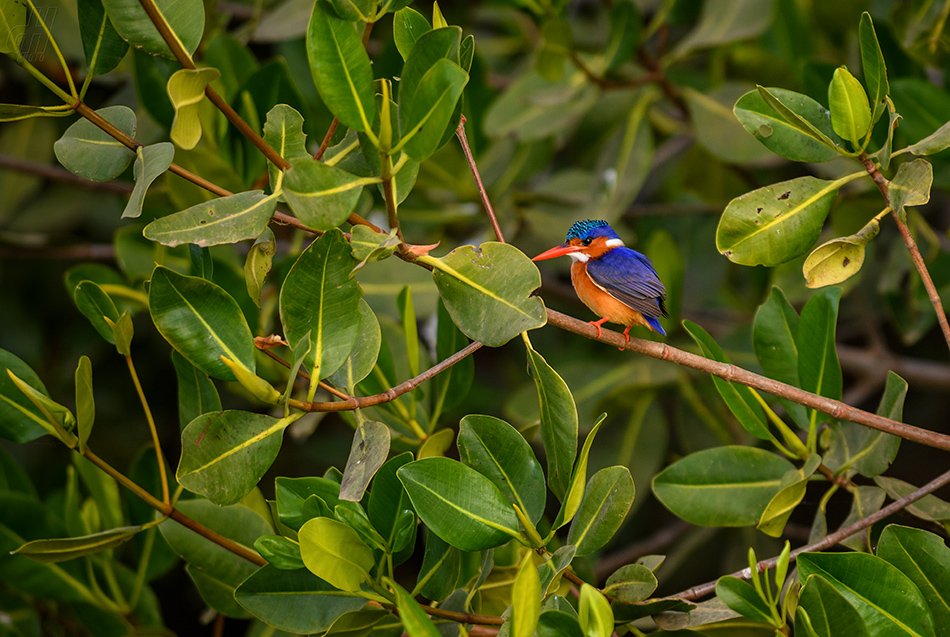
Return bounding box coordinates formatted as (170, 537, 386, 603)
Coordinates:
(458, 415, 546, 525)
(421, 243, 546, 347)
(282, 158, 367, 230)
(144, 190, 278, 247)
(798, 551, 936, 637)
(279, 229, 363, 392)
(100, 0, 204, 59)
(235, 565, 366, 633)
(178, 410, 302, 505)
(122, 142, 175, 219)
(717, 176, 849, 266)
(652, 446, 795, 526)
(797, 574, 871, 637)
(148, 266, 256, 381)
(0, 349, 54, 443)
(889, 158, 933, 223)
(829, 67, 871, 146)
(716, 576, 773, 623)
(397, 457, 521, 551)
(167, 68, 220, 149)
(262, 104, 310, 192)
(298, 517, 374, 592)
(567, 466, 635, 556)
(603, 564, 657, 603)
(803, 214, 881, 288)
(254, 535, 304, 570)
(399, 57, 468, 162)
(877, 525, 950, 631)
(578, 584, 614, 637)
(734, 89, 840, 163)
(306, 2, 374, 132)
(327, 300, 381, 390)
(54, 106, 136, 181)
(393, 6, 430, 61)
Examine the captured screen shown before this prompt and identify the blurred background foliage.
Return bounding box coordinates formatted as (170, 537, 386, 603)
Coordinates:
(2, 0, 950, 633)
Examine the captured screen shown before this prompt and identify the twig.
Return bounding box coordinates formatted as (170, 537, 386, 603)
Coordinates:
(293, 342, 483, 412)
(673, 465, 950, 601)
(456, 116, 505, 243)
(0, 153, 134, 193)
(544, 309, 950, 452)
(314, 118, 339, 161)
(859, 152, 950, 355)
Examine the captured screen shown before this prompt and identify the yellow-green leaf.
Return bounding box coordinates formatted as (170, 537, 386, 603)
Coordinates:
(167, 67, 221, 150)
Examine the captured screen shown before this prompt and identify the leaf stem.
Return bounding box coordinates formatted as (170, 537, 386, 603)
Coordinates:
(125, 356, 169, 506)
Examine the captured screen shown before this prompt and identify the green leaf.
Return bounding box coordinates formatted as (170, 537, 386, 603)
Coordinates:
(798, 287, 842, 404)
(797, 574, 871, 637)
(877, 525, 950, 633)
(602, 564, 657, 603)
(0, 0, 26, 56)
(829, 67, 872, 146)
(875, 477, 950, 532)
(567, 466, 635, 556)
(397, 457, 521, 551)
(825, 371, 904, 478)
(299, 517, 374, 592)
(12, 526, 142, 563)
(275, 476, 341, 532)
(0, 104, 73, 122)
(306, 2, 375, 132)
(393, 7, 430, 61)
(236, 565, 367, 633)
(397, 285, 420, 377)
(906, 120, 950, 157)
(178, 410, 302, 505)
(253, 535, 304, 570)
(837, 486, 887, 552)
(803, 214, 881, 288)
(538, 545, 576, 597)
(54, 106, 136, 182)
(4, 369, 73, 444)
(538, 610, 584, 637)
(166, 67, 220, 149)
(78, 0, 129, 77)
(73, 280, 120, 344)
(122, 142, 175, 219)
(100, 0, 204, 59)
(74, 356, 94, 455)
(683, 320, 771, 440)
(604, 1, 640, 70)
(548, 414, 607, 536)
(245, 228, 276, 308)
(671, 0, 774, 58)
(327, 300, 381, 390)
(757, 454, 821, 537)
(798, 552, 936, 637)
(889, 158, 933, 223)
(339, 420, 390, 502)
(715, 576, 773, 623)
(399, 58, 468, 162)
(368, 453, 415, 556)
(148, 266, 256, 381)
(753, 287, 808, 429)
(734, 88, 841, 163)
(171, 350, 221, 430)
(756, 86, 843, 154)
(418, 428, 453, 459)
(717, 175, 851, 266)
(282, 158, 368, 230)
(328, 0, 375, 22)
(458, 415, 546, 525)
(350, 225, 398, 265)
(652, 446, 795, 527)
(111, 310, 134, 357)
(416, 529, 459, 602)
(392, 579, 440, 637)
(144, 190, 278, 247)
(279, 229, 363, 398)
(262, 104, 310, 192)
(511, 551, 542, 637)
(525, 344, 577, 502)
(421, 243, 546, 347)
(685, 85, 773, 164)
(859, 12, 888, 125)
(578, 584, 614, 637)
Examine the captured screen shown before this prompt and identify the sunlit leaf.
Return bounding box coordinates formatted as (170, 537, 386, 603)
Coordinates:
(101, 0, 204, 59)
(299, 517, 374, 592)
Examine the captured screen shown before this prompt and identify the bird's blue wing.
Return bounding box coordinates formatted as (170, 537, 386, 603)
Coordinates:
(587, 248, 668, 318)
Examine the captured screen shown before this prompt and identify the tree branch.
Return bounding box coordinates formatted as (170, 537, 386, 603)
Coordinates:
(456, 116, 505, 242)
(544, 309, 950, 452)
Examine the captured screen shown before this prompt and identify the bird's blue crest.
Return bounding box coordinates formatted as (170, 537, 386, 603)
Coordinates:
(566, 219, 611, 241)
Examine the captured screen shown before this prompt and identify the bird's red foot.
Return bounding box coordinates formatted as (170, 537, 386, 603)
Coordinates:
(620, 326, 632, 350)
(588, 317, 610, 339)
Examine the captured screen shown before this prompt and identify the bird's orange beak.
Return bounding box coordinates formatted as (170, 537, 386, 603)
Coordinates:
(531, 243, 584, 261)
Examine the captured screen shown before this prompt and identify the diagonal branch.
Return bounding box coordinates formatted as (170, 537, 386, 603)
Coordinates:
(456, 116, 505, 242)
(544, 309, 950, 452)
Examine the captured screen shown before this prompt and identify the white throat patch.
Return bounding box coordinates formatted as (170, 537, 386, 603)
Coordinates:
(568, 252, 590, 263)
(605, 238, 625, 248)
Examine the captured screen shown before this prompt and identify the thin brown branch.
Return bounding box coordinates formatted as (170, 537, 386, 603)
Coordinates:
(0, 153, 134, 193)
(314, 118, 339, 161)
(859, 152, 950, 355)
(418, 603, 504, 627)
(673, 465, 950, 601)
(82, 449, 266, 566)
(294, 341, 483, 412)
(544, 309, 950, 452)
(456, 116, 505, 243)
(257, 346, 351, 400)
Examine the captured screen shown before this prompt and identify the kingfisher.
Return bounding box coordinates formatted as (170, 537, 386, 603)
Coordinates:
(532, 220, 668, 342)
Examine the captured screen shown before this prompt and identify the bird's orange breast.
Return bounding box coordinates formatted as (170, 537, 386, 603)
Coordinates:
(571, 261, 652, 329)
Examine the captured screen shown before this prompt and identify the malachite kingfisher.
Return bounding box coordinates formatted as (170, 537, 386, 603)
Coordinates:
(532, 220, 668, 341)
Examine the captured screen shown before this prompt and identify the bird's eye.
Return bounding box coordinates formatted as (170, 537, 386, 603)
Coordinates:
(582, 237, 592, 246)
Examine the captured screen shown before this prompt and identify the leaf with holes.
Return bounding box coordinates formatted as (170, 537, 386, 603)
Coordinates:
(144, 190, 278, 247)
